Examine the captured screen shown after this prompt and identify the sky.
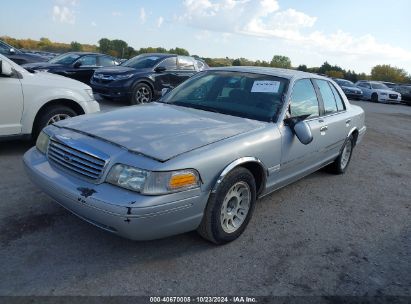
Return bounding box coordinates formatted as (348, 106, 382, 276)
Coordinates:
(1, 0, 410, 74)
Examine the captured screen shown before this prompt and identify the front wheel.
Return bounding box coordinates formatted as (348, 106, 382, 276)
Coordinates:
(33, 105, 77, 139)
(130, 83, 153, 105)
(371, 93, 379, 103)
(327, 135, 354, 174)
(197, 167, 256, 244)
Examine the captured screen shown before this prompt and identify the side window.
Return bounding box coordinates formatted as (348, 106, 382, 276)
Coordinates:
(329, 83, 345, 111)
(76, 55, 97, 67)
(315, 79, 338, 114)
(289, 79, 319, 118)
(99, 56, 116, 67)
(158, 57, 177, 70)
(177, 56, 195, 71)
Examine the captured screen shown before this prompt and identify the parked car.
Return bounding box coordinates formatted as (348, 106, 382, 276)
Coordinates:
(355, 80, 402, 103)
(381, 81, 397, 89)
(0, 54, 100, 140)
(0, 39, 48, 65)
(90, 53, 201, 104)
(24, 67, 366, 244)
(393, 84, 411, 105)
(333, 78, 363, 100)
(22, 52, 119, 84)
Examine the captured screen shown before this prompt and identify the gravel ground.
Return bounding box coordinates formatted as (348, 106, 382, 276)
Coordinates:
(0, 100, 410, 296)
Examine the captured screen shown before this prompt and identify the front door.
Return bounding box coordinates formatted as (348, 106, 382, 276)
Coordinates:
(276, 78, 324, 187)
(0, 69, 24, 135)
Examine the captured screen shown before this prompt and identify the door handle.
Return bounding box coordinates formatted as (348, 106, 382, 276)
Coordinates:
(346, 119, 351, 124)
(320, 126, 328, 132)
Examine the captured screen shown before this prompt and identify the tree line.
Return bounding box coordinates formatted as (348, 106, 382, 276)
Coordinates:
(1, 36, 410, 83)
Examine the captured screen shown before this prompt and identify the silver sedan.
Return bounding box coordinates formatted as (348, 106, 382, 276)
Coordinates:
(24, 67, 366, 244)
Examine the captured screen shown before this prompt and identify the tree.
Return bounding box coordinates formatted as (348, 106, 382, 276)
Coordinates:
(169, 47, 190, 56)
(326, 70, 344, 79)
(297, 64, 308, 72)
(232, 58, 242, 66)
(270, 55, 291, 69)
(371, 64, 409, 83)
(98, 38, 112, 54)
(70, 41, 82, 51)
(111, 39, 128, 58)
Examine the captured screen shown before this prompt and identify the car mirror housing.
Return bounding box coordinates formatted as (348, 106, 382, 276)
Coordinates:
(161, 87, 171, 96)
(9, 48, 15, 54)
(154, 66, 166, 73)
(73, 61, 82, 68)
(0, 60, 14, 77)
(294, 121, 313, 145)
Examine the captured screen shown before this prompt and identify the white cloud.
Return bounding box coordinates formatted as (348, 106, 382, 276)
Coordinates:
(112, 11, 122, 17)
(140, 7, 146, 24)
(52, 5, 75, 24)
(157, 16, 164, 28)
(180, 0, 411, 67)
(91, 21, 97, 27)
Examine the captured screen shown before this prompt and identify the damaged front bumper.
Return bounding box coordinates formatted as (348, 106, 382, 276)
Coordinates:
(23, 147, 207, 241)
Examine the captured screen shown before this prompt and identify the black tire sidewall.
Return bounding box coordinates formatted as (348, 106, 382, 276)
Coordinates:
(34, 106, 77, 139)
(208, 167, 256, 244)
(130, 83, 152, 105)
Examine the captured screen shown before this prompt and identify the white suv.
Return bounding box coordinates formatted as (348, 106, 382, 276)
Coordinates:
(0, 54, 100, 140)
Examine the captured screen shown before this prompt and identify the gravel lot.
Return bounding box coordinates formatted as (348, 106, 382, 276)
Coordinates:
(0, 100, 410, 296)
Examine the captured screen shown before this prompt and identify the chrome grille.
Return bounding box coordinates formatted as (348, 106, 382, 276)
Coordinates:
(389, 94, 398, 99)
(48, 139, 107, 181)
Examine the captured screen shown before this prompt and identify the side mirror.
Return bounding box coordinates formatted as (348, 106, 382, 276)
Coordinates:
(161, 87, 171, 96)
(154, 66, 166, 73)
(9, 48, 15, 54)
(73, 61, 82, 68)
(0, 60, 14, 77)
(293, 121, 313, 145)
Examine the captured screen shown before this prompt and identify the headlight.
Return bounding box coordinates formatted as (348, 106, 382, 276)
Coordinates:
(85, 88, 94, 100)
(113, 73, 134, 80)
(36, 131, 50, 154)
(106, 164, 200, 195)
(380, 92, 388, 96)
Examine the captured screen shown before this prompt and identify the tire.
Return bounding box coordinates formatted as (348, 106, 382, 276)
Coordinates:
(33, 105, 77, 140)
(371, 93, 379, 103)
(327, 135, 354, 174)
(197, 167, 256, 244)
(130, 83, 153, 105)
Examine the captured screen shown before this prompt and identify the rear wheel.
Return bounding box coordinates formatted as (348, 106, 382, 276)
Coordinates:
(327, 135, 354, 174)
(130, 83, 152, 105)
(33, 105, 77, 139)
(371, 93, 379, 103)
(197, 167, 256, 244)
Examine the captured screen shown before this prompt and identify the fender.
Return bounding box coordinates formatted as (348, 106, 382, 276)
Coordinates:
(211, 157, 268, 194)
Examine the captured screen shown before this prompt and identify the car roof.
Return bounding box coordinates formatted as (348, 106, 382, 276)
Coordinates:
(208, 66, 329, 80)
(138, 53, 176, 57)
(65, 52, 106, 56)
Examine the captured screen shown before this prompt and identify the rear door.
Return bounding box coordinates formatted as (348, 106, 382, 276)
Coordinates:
(313, 79, 351, 159)
(0, 63, 23, 135)
(175, 56, 197, 86)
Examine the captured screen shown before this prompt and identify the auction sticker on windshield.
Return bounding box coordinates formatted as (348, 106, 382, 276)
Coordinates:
(251, 80, 280, 93)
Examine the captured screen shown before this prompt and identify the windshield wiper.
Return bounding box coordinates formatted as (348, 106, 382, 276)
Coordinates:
(171, 102, 223, 114)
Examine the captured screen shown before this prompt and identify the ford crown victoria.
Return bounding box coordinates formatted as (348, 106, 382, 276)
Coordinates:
(24, 67, 366, 244)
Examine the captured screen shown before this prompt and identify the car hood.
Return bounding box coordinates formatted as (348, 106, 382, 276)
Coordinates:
(22, 62, 63, 69)
(94, 66, 151, 75)
(23, 70, 90, 89)
(375, 89, 398, 94)
(54, 103, 264, 161)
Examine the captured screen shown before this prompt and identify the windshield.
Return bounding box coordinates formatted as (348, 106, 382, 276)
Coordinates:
(371, 83, 389, 90)
(49, 53, 81, 64)
(336, 80, 355, 87)
(121, 54, 163, 69)
(161, 71, 289, 122)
